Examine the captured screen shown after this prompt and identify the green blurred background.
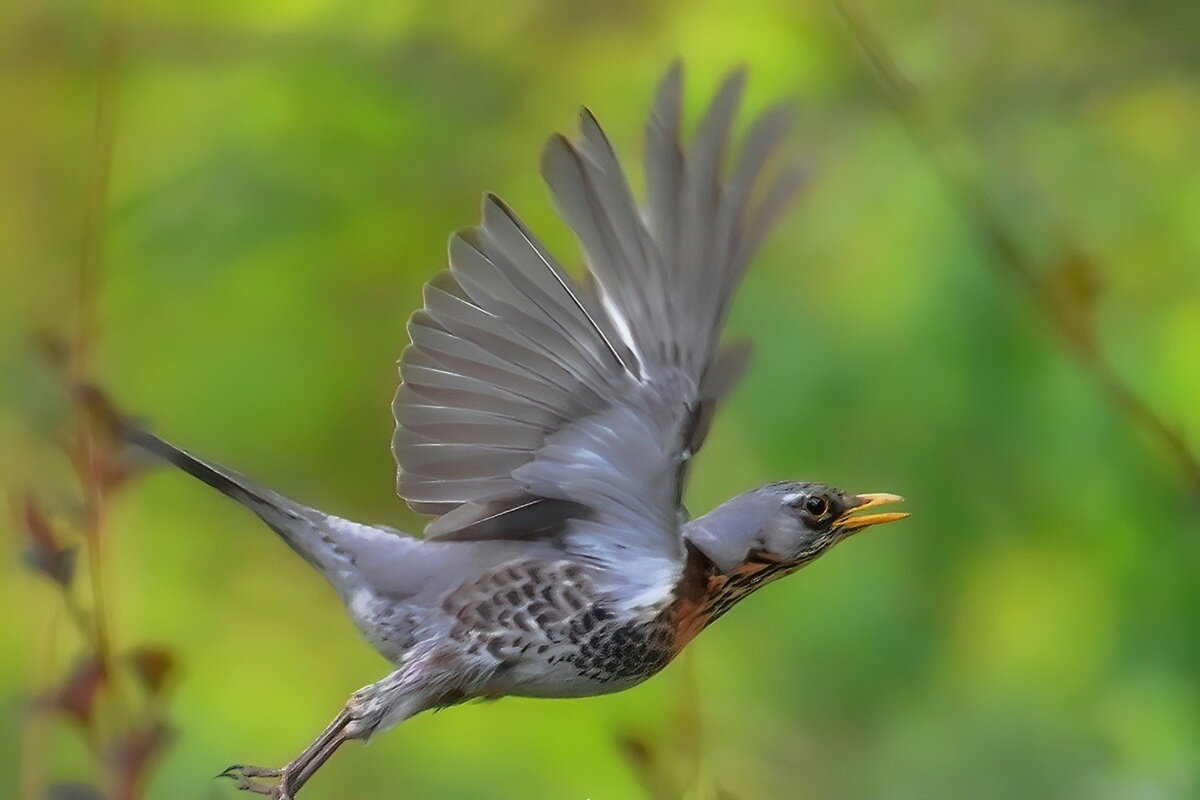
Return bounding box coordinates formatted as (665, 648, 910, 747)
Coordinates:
(3, 0, 1200, 797)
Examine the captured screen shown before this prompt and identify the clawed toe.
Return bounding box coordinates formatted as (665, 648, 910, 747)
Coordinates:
(217, 764, 290, 797)
(218, 764, 282, 780)
(214, 698, 365, 798)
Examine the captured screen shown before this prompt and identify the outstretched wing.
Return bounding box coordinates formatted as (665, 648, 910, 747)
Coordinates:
(392, 65, 801, 606)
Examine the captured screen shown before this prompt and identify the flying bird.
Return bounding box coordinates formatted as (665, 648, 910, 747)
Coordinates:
(126, 65, 908, 798)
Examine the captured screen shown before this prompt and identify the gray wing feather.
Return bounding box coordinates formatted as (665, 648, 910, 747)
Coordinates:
(392, 65, 800, 601)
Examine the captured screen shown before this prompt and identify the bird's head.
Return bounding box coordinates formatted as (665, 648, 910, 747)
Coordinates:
(682, 482, 908, 576)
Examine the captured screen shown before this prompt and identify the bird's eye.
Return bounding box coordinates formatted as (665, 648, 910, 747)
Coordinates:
(803, 495, 829, 517)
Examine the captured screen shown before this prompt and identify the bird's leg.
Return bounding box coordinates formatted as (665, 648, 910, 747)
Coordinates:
(219, 665, 443, 798)
(218, 708, 352, 798)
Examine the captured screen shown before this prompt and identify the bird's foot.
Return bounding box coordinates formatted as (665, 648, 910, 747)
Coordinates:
(217, 764, 292, 798)
(213, 668, 428, 798)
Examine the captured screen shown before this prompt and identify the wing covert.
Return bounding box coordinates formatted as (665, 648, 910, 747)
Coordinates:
(392, 65, 800, 605)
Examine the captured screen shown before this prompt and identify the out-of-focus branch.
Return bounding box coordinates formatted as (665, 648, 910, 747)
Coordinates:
(617, 658, 742, 800)
(17, 8, 179, 800)
(72, 5, 123, 681)
(834, 0, 1200, 496)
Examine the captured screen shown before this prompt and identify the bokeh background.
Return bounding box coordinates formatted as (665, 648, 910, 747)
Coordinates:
(3, 0, 1199, 798)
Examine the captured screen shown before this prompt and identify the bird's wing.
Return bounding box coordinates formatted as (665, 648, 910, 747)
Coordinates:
(392, 65, 802, 606)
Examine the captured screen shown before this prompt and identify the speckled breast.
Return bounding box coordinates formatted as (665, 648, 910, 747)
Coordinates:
(442, 549, 788, 700)
(556, 605, 679, 689)
(441, 559, 686, 698)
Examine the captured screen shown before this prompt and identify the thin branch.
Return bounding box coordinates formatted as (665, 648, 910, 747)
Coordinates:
(20, 6, 180, 798)
(834, 0, 1200, 496)
(73, 8, 123, 684)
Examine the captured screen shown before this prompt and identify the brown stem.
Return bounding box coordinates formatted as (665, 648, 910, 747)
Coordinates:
(74, 12, 123, 691)
(72, 9, 133, 800)
(833, 0, 1200, 497)
(74, 10, 121, 378)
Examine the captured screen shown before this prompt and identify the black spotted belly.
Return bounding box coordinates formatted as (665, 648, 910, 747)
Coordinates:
(563, 614, 677, 687)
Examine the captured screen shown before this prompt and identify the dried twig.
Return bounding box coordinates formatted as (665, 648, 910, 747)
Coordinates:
(72, 6, 123, 682)
(16, 9, 179, 800)
(834, 0, 1200, 496)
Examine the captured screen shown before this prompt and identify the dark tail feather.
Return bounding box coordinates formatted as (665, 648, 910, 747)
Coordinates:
(123, 423, 278, 512)
(121, 421, 344, 574)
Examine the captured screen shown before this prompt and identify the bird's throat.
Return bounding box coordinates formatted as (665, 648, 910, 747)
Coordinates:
(666, 544, 793, 653)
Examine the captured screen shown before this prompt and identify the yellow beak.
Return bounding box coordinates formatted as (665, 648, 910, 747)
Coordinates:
(839, 493, 909, 531)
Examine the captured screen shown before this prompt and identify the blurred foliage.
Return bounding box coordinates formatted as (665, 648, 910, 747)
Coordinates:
(3, 0, 1199, 798)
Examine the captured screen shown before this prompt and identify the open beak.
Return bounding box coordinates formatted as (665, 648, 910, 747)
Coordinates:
(838, 493, 908, 532)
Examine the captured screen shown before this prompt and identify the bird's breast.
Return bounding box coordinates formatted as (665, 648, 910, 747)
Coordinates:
(665, 551, 791, 650)
(438, 552, 789, 700)
(439, 558, 680, 698)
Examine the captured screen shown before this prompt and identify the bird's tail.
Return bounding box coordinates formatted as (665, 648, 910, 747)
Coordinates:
(123, 423, 375, 595)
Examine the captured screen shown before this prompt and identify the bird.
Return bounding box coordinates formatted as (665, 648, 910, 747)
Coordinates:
(124, 64, 908, 798)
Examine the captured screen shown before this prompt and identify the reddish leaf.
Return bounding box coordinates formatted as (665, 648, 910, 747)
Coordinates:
(20, 494, 76, 587)
(618, 732, 656, 772)
(74, 384, 123, 449)
(70, 384, 146, 494)
(109, 721, 173, 800)
(617, 732, 678, 800)
(49, 657, 106, 728)
(127, 646, 177, 697)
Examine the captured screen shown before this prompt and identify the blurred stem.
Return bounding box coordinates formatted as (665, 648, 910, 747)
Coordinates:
(834, 0, 1200, 497)
(75, 6, 121, 371)
(74, 3, 123, 684)
(63, 584, 95, 640)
